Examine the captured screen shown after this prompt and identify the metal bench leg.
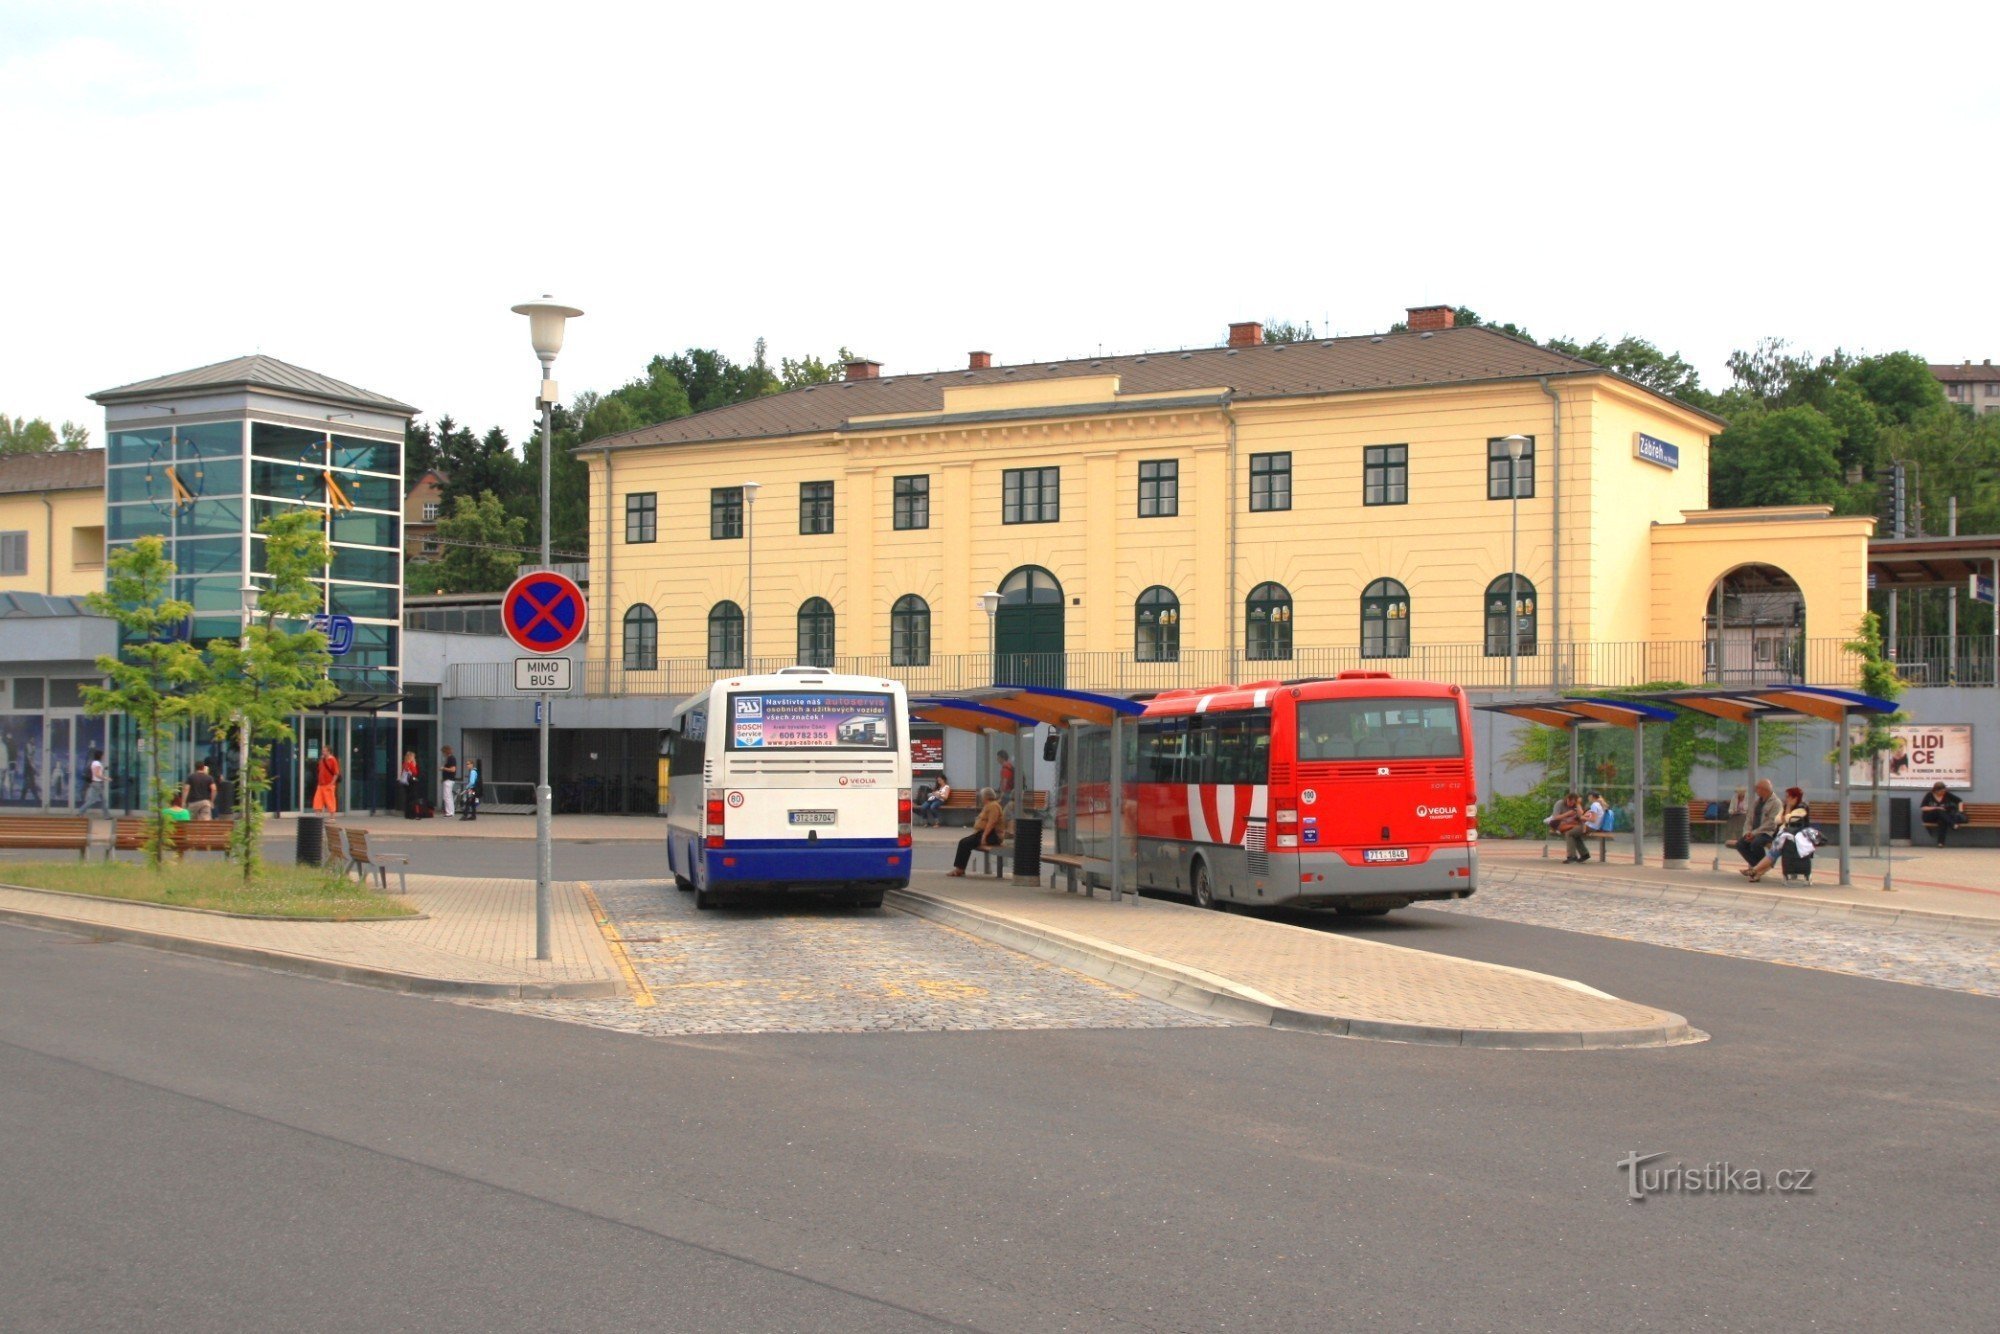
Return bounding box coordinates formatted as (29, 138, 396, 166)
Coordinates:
(395, 866, 406, 895)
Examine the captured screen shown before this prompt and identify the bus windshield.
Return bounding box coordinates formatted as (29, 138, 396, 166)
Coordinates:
(1296, 697, 1463, 760)
(725, 690, 900, 751)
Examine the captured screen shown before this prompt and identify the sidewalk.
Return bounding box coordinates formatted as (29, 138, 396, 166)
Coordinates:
(0, 874, 623, 999)
(257, 812, 664, 842)
(892, 870, 1696, 1049)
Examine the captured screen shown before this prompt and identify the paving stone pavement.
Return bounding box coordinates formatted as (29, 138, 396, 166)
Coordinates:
(1429, 865, 2000, 998)
(472, 879, 1229, 1036)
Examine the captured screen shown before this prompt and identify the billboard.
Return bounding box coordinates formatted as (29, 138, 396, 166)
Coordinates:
(910, 725, 945, 773)
(1846, 724, 1973, 789)
(728, 692, 896, 750)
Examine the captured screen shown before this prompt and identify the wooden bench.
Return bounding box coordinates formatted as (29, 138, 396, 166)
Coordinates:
(107, 817, 235, 861)
(0, 816, 92, 860)
(343, 827, 409, 894)
(1922, 801, 2000, 846)
(324, 824, 349, 871)
(1688, 799, 1733, 842)
(1042, 850, 1131, 902)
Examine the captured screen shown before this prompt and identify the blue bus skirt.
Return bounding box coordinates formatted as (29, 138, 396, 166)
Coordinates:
(674, 834, 912, 890)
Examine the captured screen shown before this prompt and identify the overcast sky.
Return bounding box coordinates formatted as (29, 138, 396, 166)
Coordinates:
(6, 1, 1996, 446)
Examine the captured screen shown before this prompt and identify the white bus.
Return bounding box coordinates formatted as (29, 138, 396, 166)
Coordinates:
(663, 667, 913, 909)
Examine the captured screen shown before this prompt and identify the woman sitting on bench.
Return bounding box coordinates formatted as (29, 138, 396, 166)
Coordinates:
(947, 787, 1005, 876)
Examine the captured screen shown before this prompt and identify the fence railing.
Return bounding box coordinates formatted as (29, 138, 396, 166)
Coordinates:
(1887, 636, 2000, 687)
(446, 638, 1890, 700)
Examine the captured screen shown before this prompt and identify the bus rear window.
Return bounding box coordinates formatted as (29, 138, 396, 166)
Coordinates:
(726, 691, 898, 751)
(1297, 698, 1462, 760)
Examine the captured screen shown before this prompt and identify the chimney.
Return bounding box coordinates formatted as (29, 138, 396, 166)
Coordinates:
(1405, 304, 1455, 332)
(968, 351, 992, 370)
(843, 358, 882, 381)
(1228, 321, 1264, 348)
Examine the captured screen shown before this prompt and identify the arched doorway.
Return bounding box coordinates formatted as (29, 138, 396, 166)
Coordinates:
(995, 565, 1064, 686)
(1705, 564, 1805, 683)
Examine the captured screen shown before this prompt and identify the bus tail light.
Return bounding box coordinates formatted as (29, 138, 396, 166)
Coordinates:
(705, 789, 726, 849)
(897, 794, 912, 847)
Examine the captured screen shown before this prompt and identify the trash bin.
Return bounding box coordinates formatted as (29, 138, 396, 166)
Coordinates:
(295, 812, 325, 866)
(1012, 815, 1043, 886)
(1890, 797, 1912, 843)
(1661, 803, 1690, 865)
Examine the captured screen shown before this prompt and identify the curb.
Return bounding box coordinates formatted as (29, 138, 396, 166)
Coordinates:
(0, 880, 427, 924)
(0, 903, 625, 1001)
(888, 889, 1696, 1051)
(1492, 865, 2000, 939)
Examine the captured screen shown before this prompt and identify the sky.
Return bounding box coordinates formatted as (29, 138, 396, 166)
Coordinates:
(5, 1, 1997, 446)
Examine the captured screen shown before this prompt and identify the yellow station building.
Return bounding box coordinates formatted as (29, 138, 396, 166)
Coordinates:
(579, 307, 1872, 696)
(0, 450, 108, 600)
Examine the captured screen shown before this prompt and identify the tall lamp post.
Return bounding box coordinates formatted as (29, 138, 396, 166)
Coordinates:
(742, 481, 761, 668)
(1500, 434, 1529, 693)
(511, 295, 583, 962)
(979, 590, 1001, 683)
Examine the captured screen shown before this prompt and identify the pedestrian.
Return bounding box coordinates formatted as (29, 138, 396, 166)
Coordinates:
(918, 779, 951, 827)
(164, 793, 192, 823)
(78, 749, 110, 817)
(947, 787, 1006, 875)
(996, 749, 1016, 813)
(312, 749, 341, 813)
(399, 749, 421, 819)
(1920, 781, 1967, 847)
(1729, 778, 1783, 868)
(1551, 792, 1588, 862)
(181, 760, 217, 820)
(459, 757, 480, 820)
(439, 744, 459, 819)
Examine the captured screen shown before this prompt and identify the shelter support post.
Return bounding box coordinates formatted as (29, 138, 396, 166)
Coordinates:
(1837, 722, 1852, 887)
(1108, 714, 1126, 903)
(1632, 723, 1645, 866)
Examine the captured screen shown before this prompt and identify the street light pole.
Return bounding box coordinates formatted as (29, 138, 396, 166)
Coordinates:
(238, 581, 258, 820)
(980, 590, 1001, 686)
(742, 481, 760, 668)
(511, 295, 583, 962)
(1502, 435, 1529, 694)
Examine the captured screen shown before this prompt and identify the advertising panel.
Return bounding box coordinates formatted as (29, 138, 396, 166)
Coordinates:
(910, 724, 945, 773)
(1845, 724, 1973, 789)
(729, 692, 897, 750)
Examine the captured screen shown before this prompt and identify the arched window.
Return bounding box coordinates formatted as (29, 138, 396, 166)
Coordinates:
(797, 597, 835, 667)
(891, 594, 930, 666)
(707, 601, 744, 670)
(1483, 575, 1538, 657)
(1361, 578, 1410, 659)
(1245, 582, 1293, 661)
(1136, 586, 1180, 662)
(622, 604, 657, 671)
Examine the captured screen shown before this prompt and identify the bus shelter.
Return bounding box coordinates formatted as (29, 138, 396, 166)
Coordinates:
(909, 685, 1146, 900)
(1475, 697, 1677, 866)
(1648, 685, 1899, 887)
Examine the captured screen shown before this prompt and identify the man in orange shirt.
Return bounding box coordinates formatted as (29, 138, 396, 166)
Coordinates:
(312, 750, 341, 813)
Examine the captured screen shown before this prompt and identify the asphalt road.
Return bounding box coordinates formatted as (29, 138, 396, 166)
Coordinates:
(5, 898, 1997, 1330)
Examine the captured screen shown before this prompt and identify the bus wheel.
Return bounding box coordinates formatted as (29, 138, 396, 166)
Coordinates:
(1189, 859, 1218, 910)
(674, 874, 694, 892)
(694, 885, 718, 910)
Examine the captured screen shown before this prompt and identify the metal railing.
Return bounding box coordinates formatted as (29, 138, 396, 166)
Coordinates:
(1887, 636, 1999, 687)
(446, 638, 1886, 700)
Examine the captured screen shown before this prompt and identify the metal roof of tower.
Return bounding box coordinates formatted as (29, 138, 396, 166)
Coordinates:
(90, 354, 417, 416)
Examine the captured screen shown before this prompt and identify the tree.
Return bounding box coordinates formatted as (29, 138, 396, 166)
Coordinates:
(1262, 320, 1317, 345)
(404, 418, 440, 479)
(779, 347, 857, 389)
(1708, 406, 1846, 509)
(1, 414, 90, 454)
(80, 538, 206, 870)
(1546, 335, 1705, 402)
(427, 491, 531, 594)
(433, 417, 523, 516)
(198, 511, 337, 881)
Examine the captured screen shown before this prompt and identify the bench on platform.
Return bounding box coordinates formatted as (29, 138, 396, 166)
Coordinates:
(1042, 850, 1131, 902)
(1688, 799, 1735, 843)
(0, 816, 92, 860)
(108, 817, 235, 861)
(1924, 801, 2000, 847)
(343, 828, 409, 894)
(969, 844, 1010, 878)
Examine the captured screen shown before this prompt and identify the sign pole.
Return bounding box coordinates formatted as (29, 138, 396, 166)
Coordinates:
(535, 388, 554, 960)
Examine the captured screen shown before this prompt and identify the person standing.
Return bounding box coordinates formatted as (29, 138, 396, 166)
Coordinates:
(439, 745, 459, 819)
(181, 761, 217, 820)
(996, 749, 1016, 814)
(400, 750, 421, 819)
(1920, 781, 1965, 848)
(312, 749, 341, 814)
(459, 757, 480, 820)
(79, 749, 110, 817)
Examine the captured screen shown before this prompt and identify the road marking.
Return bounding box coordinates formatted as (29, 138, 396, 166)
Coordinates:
(579, 881, 655, 1007)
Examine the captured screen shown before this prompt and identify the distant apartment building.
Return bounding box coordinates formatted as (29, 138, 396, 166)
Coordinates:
(405, 468, 445, 561)
(1932, 360, 2000, 414)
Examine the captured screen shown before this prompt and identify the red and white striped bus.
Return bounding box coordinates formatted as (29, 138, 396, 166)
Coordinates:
(1114, 672, 1478, 914)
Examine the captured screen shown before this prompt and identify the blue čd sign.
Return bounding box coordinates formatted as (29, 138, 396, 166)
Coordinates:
(311, 613, 355, 655)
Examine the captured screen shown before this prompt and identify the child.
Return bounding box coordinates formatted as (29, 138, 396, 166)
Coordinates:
(459, 757, 481, 821)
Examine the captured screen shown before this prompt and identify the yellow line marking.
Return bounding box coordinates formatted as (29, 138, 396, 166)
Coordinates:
(579, 881, 655, 1007)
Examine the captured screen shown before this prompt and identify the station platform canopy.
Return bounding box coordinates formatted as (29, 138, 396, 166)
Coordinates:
(1474, 696, 1677, 730)
(910, 685, 1145, 734)
(1867, 534, 2000, 591)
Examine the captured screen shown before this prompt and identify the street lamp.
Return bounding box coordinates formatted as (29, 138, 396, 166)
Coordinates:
(238, 580, 259, 818)
(1500, 434, 1529, 693)
(511, 294, 583, 962)
(742, 481, 761, 667)
(979, 590, 1002, 681)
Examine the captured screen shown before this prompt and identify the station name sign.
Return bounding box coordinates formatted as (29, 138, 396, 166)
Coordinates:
(1634, 432, 1681, 470)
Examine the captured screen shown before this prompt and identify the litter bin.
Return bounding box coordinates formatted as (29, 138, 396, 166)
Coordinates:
(295, 812, 325, 866)
(1012, 815, 1043, 886)
(1890, 797, 1912, 843)
(1661, 803, 1691, 866)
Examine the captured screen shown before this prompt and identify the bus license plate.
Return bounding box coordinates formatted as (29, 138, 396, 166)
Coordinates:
(789, 810, 837, 826)
(1363, 848, 1409, 863)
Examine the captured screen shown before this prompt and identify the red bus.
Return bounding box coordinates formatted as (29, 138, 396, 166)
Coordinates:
(1103, 672, 1478, 914)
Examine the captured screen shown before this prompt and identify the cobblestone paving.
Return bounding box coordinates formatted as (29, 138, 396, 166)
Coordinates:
(1423, 868, 2000, 999)
(473, 879, 1229, 1036)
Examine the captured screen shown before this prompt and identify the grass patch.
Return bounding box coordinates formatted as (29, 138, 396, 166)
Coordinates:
(0, 860, 418, 920)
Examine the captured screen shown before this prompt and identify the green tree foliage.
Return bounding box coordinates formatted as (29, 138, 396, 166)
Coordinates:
(1842, 613, 1906, 791)
(428, 491, 531, 593)
(80, 538, 206, 869)
(1261, 320, 1317, 345)
(780, 346, 856, 388)
(1, 414, 91, 454)
(198, 511, 338, 881)
(1708, 406, 1847, 508)
(404, 419, 440, 479)
(1545, 335, 1705, 402)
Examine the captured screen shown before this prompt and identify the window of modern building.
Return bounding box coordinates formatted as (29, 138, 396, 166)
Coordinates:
(623, 604, 658, 671)
(1245, 582, 1293, 660)
(1249, 453, 1291, 511)
(891, 594, 931, 666)
(1361, 578, 1411, 658)
(1138, 460, 1179, 517)
(707, 601, 744, 669)
(1364, 446, 1408, 506)
(799, 481, 834, 535)
(797, 597, 835, 666)
(1002, 467, 1060, 524)
(711, 486, 744, 540)
(893, 475, 929, 530)
(625, 492, 657, 543)
(1484, 574, 1539, 656)
(1486, 436, 1535, 500)
(0, 531, 27, 577)
(1135, 586, 1181, 661)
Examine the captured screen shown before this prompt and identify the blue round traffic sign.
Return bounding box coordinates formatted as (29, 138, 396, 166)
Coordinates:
(502, 571, 588, 654)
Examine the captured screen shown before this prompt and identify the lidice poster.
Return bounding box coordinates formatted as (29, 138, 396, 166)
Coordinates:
(1846, 724, 1973, 789)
